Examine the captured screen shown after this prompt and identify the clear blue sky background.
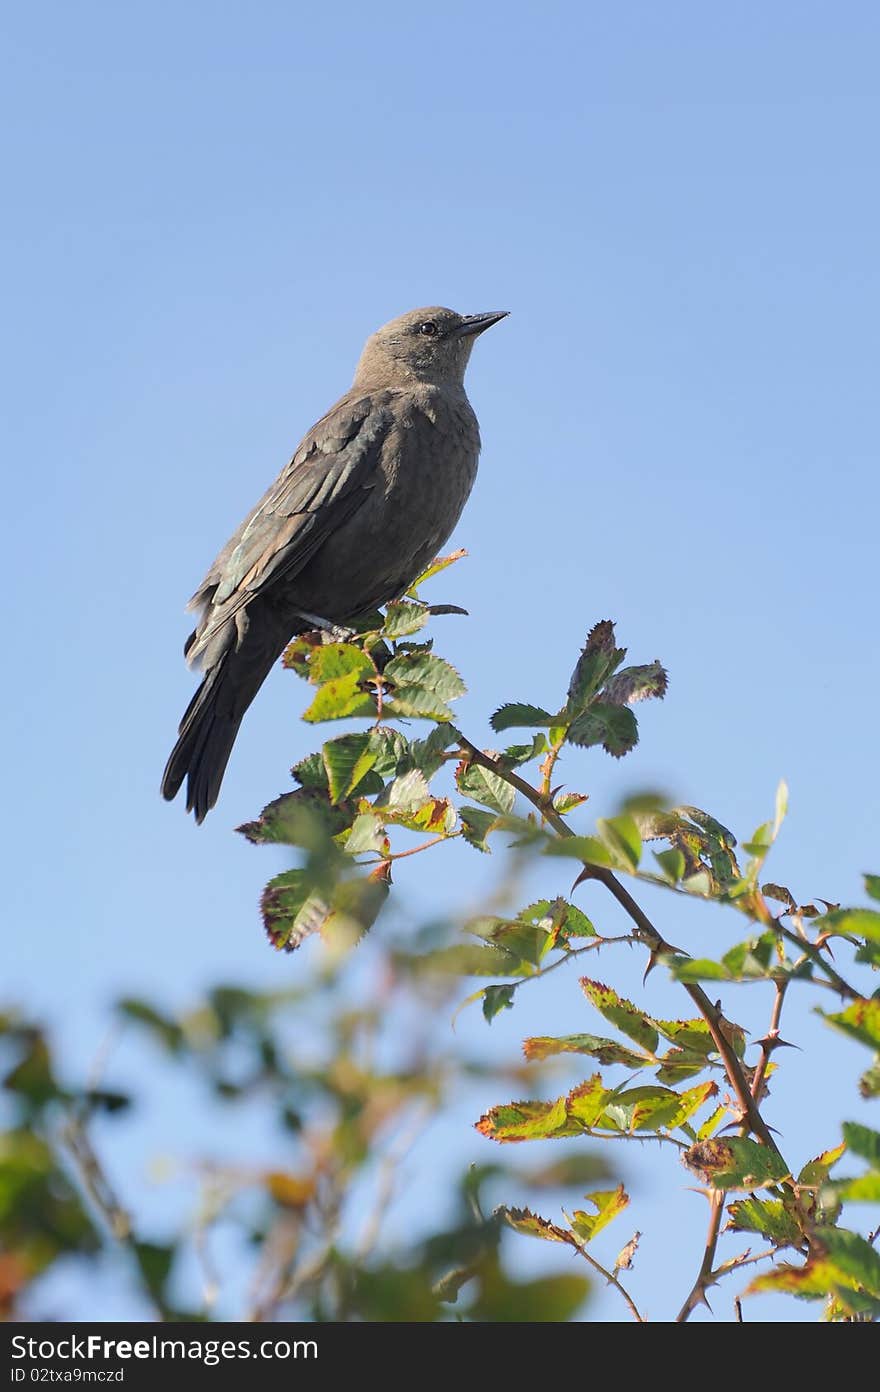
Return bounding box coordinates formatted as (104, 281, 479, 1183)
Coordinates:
(4, 3, 879, 1322)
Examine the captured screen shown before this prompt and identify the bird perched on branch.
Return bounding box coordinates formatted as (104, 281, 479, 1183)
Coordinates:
(162, 305, 508, 822)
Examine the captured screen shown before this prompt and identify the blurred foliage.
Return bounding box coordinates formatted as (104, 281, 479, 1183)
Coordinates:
(4, 555, 878, 1321)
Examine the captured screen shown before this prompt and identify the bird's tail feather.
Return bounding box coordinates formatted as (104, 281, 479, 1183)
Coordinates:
(161, 632, 289, 823)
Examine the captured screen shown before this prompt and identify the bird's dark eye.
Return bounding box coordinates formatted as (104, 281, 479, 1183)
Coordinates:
(418, 320, 438, 337)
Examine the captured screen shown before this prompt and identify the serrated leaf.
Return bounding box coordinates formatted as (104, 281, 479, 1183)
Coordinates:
(459, 806, 500, 852)
(653, 1017, 715, 1054)
(553, 791, 589, 814)
(601, 662, 668, 706)
(499, 735, 548, 768)
(569, 1185, 629, 1243)
(683, 1137, 790, 1189)
(408, 723, 459, 778)
(322, 732, 374, 803)
(726, 1197, 802, 1246)
(580, 979, 659, 1052)
(798, 1142, 847, 1187)
(385, 651, 466, 708)
(696, 1105, 728, 1140)
(566, 704, 639, 757)
(490, 702, 555, 733)
(381, 600, 429, 639)
(564, 621, 626, 718)
(482, 984, 517, 1023)
(821, 998, 880, 1051)
(308, 642, 374, 685)
(566, 1076, 617, 1128)
(522, 1035, 648, 1067)
(302, 669, 377, 722)
(260, 870, 318, 952)
(237, 788, 355, 845)
(502, 1208, 573, 1244)
(455, 761, 516, 816)
(476, 1095, 571, 1143)
(291, 750, 329, 789)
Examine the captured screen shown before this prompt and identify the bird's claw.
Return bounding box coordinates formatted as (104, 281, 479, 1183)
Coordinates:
(296, 610, 356, 643)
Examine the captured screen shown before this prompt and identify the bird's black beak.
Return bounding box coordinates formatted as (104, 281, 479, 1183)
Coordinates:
(457, 310, 509, 338)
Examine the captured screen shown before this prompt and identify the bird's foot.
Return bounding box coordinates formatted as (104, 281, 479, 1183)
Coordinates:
(296, 610, 357, 643)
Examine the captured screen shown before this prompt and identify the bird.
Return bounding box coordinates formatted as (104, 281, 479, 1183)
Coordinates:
(162, 305, 508, 822)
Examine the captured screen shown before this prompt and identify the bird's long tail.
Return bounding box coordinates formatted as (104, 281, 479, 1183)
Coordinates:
(161, 626, 294, 823)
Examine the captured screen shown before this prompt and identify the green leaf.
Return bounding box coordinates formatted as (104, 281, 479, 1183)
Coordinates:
(798, 1142, 847, 1187)
(459, 806, 501, 852)
(672, 958, 731, 983)
(406, 548, 467, 594)
(117, 999, 185, 1054)
(726, 1197, 802, 1246)
(821, 998, 880, 1051)
(307, 642, 373, 685)
(683, 1137, 790, 1189)
(601, 662, 668, 706)
(502, 1208, 572, 1244)
(482, 985, 517, 1024)
(490, 703, 555, 733)
(408, 723, 459, 778)
(654, 848, 686, 884)
(580, 979, 659, 1053)
(829, 1172, 880, 1202)
(569, 1185, 629, 1243)
(596, 815, 641, 872)
(865, 874, 880, 903)
(260, 869, 318, 952)
(469, 917, 551, 967)
(455, 761, 515, 816)
(522, 1034, 649, 1068)
(842, 1122, 880, 1166)
(381, 600, 429, 639)
(816, 1227, 880, 1297)
(291, 750, 329, 789)
(476, 1095, 571, 1143)
(343, 813, 389, 857)
(543, 835, 615, 867)
(499, 735, 548, 768)
(237, 788, 356, 844)
(815, 909, 880, 944)
(385, 652, 466, 706)
(322, 733, 375, 803)
(564, 621, 626, 719)
(860, 1059, 880, 1098)
(302, 670, 377, 722)
(653, 1017, 715, 1055)
(566, 704, 639, 758)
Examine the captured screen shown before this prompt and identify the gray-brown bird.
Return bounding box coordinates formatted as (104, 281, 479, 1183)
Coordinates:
(162, 305, 508, 821)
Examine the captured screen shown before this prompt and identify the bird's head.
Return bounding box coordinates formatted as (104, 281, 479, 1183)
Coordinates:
(354, 306, 508, 388)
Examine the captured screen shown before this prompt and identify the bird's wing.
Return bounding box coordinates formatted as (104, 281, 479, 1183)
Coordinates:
(186, 392, 393, 665)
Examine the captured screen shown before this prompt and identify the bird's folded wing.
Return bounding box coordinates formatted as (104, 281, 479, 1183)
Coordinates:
(185, 392, 394, 664)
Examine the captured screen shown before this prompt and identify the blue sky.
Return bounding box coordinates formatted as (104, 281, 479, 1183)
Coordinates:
(4, 3, 879, 1321)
